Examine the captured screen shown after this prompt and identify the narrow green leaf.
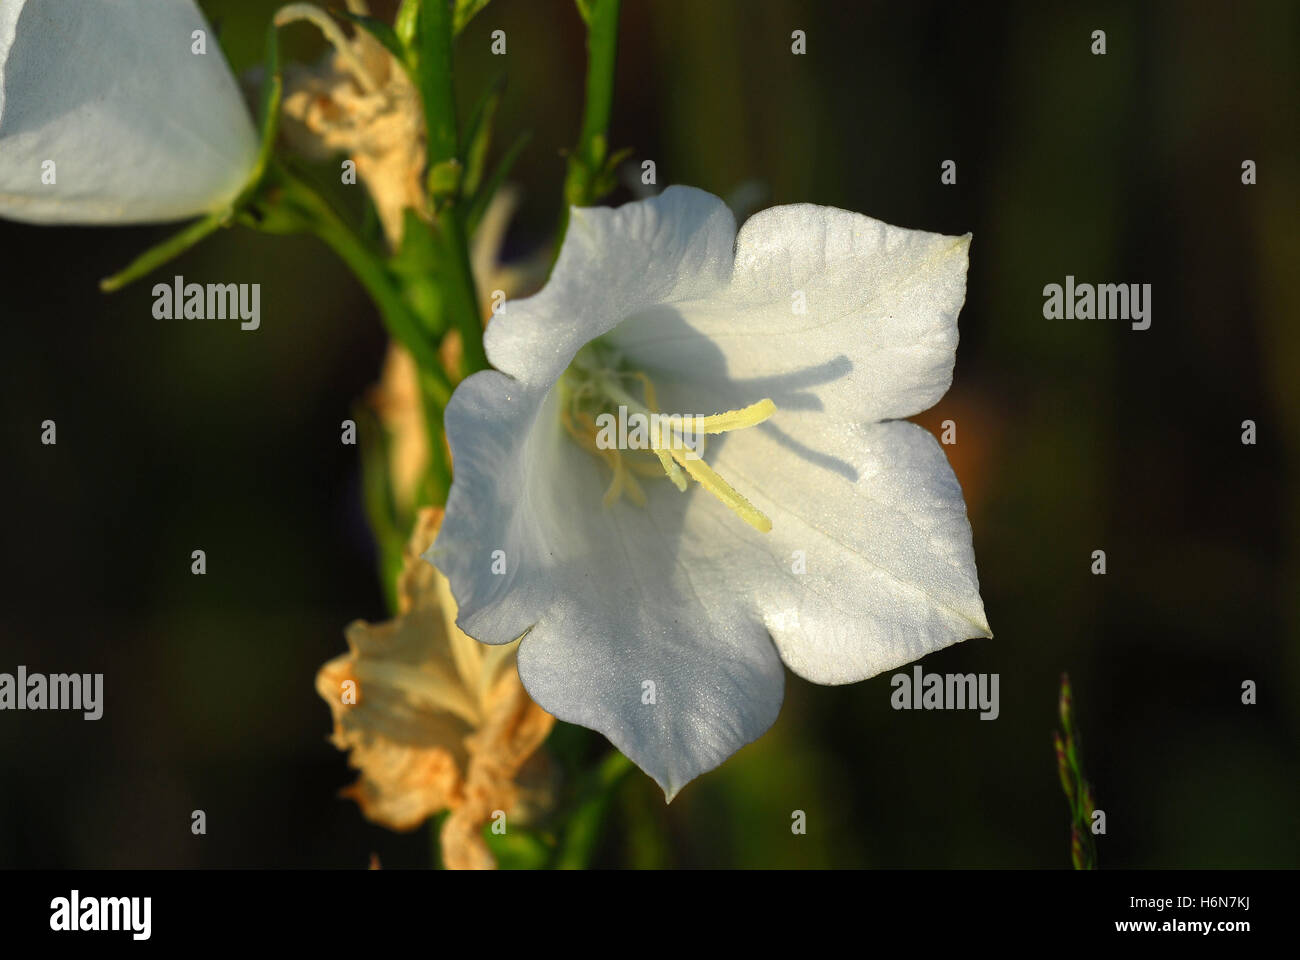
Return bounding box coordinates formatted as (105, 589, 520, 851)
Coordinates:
(466, 129, 531, 234)
(460, 75, 505, 197)
(99, 212, 226, 292)
(395, 0, 422, 49)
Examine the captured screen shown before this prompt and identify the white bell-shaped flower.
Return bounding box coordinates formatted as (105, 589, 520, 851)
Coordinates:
(0, 0, 258, 224)
(428, 186, 992, 799)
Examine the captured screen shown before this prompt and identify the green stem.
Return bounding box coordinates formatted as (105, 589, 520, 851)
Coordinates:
(99, 212, 226, 292)
(438, 209, 488, 377)
(574, 0, 621, 178)
(411, 2, 485, 379)
(419, 0, 459, 166)
(270, 167, 453, 408)
(556, 0, 622, 256)
(316, 213, 447, 404)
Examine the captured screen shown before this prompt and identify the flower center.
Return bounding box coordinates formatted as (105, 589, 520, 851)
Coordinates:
(559, 344, 776, 532)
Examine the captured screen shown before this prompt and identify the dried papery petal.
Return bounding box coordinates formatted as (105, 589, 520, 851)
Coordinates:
(317, 508, 554, 866)
(279, 14, 425, 248)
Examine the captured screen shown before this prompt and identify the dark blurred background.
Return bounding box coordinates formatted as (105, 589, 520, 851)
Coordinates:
(1, 0, 1297, 868)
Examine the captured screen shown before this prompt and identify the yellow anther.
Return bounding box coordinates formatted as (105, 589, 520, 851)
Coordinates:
(694, 398, 776, 434)
(560, 352, 775, 532)
(666, 445, 772, 533)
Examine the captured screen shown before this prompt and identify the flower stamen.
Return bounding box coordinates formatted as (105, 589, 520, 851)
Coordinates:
(560, 348, 776, 532)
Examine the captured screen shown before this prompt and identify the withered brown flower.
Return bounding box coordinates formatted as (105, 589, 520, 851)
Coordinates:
(316, 507, 554, 869)
(278, 1, 426, 249)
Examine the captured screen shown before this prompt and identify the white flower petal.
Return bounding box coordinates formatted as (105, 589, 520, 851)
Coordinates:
(607, 205, 970, 424)
(512, 531, 785, 801)
(0, 0, 258, 224)
(428, 371, 562, 646)
(699, 417, 991, 684)
(483, 185, 735, 388)
(429, 369, 785, 799)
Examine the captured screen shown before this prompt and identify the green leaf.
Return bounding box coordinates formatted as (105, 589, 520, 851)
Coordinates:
(466, 129, 531, 234)
(338, 11, 406, 63)
(395, 0, 422, 49)
(99, 212, 226, 292)
(574, 0, 595, 25)
(460, 75, 505, 198)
